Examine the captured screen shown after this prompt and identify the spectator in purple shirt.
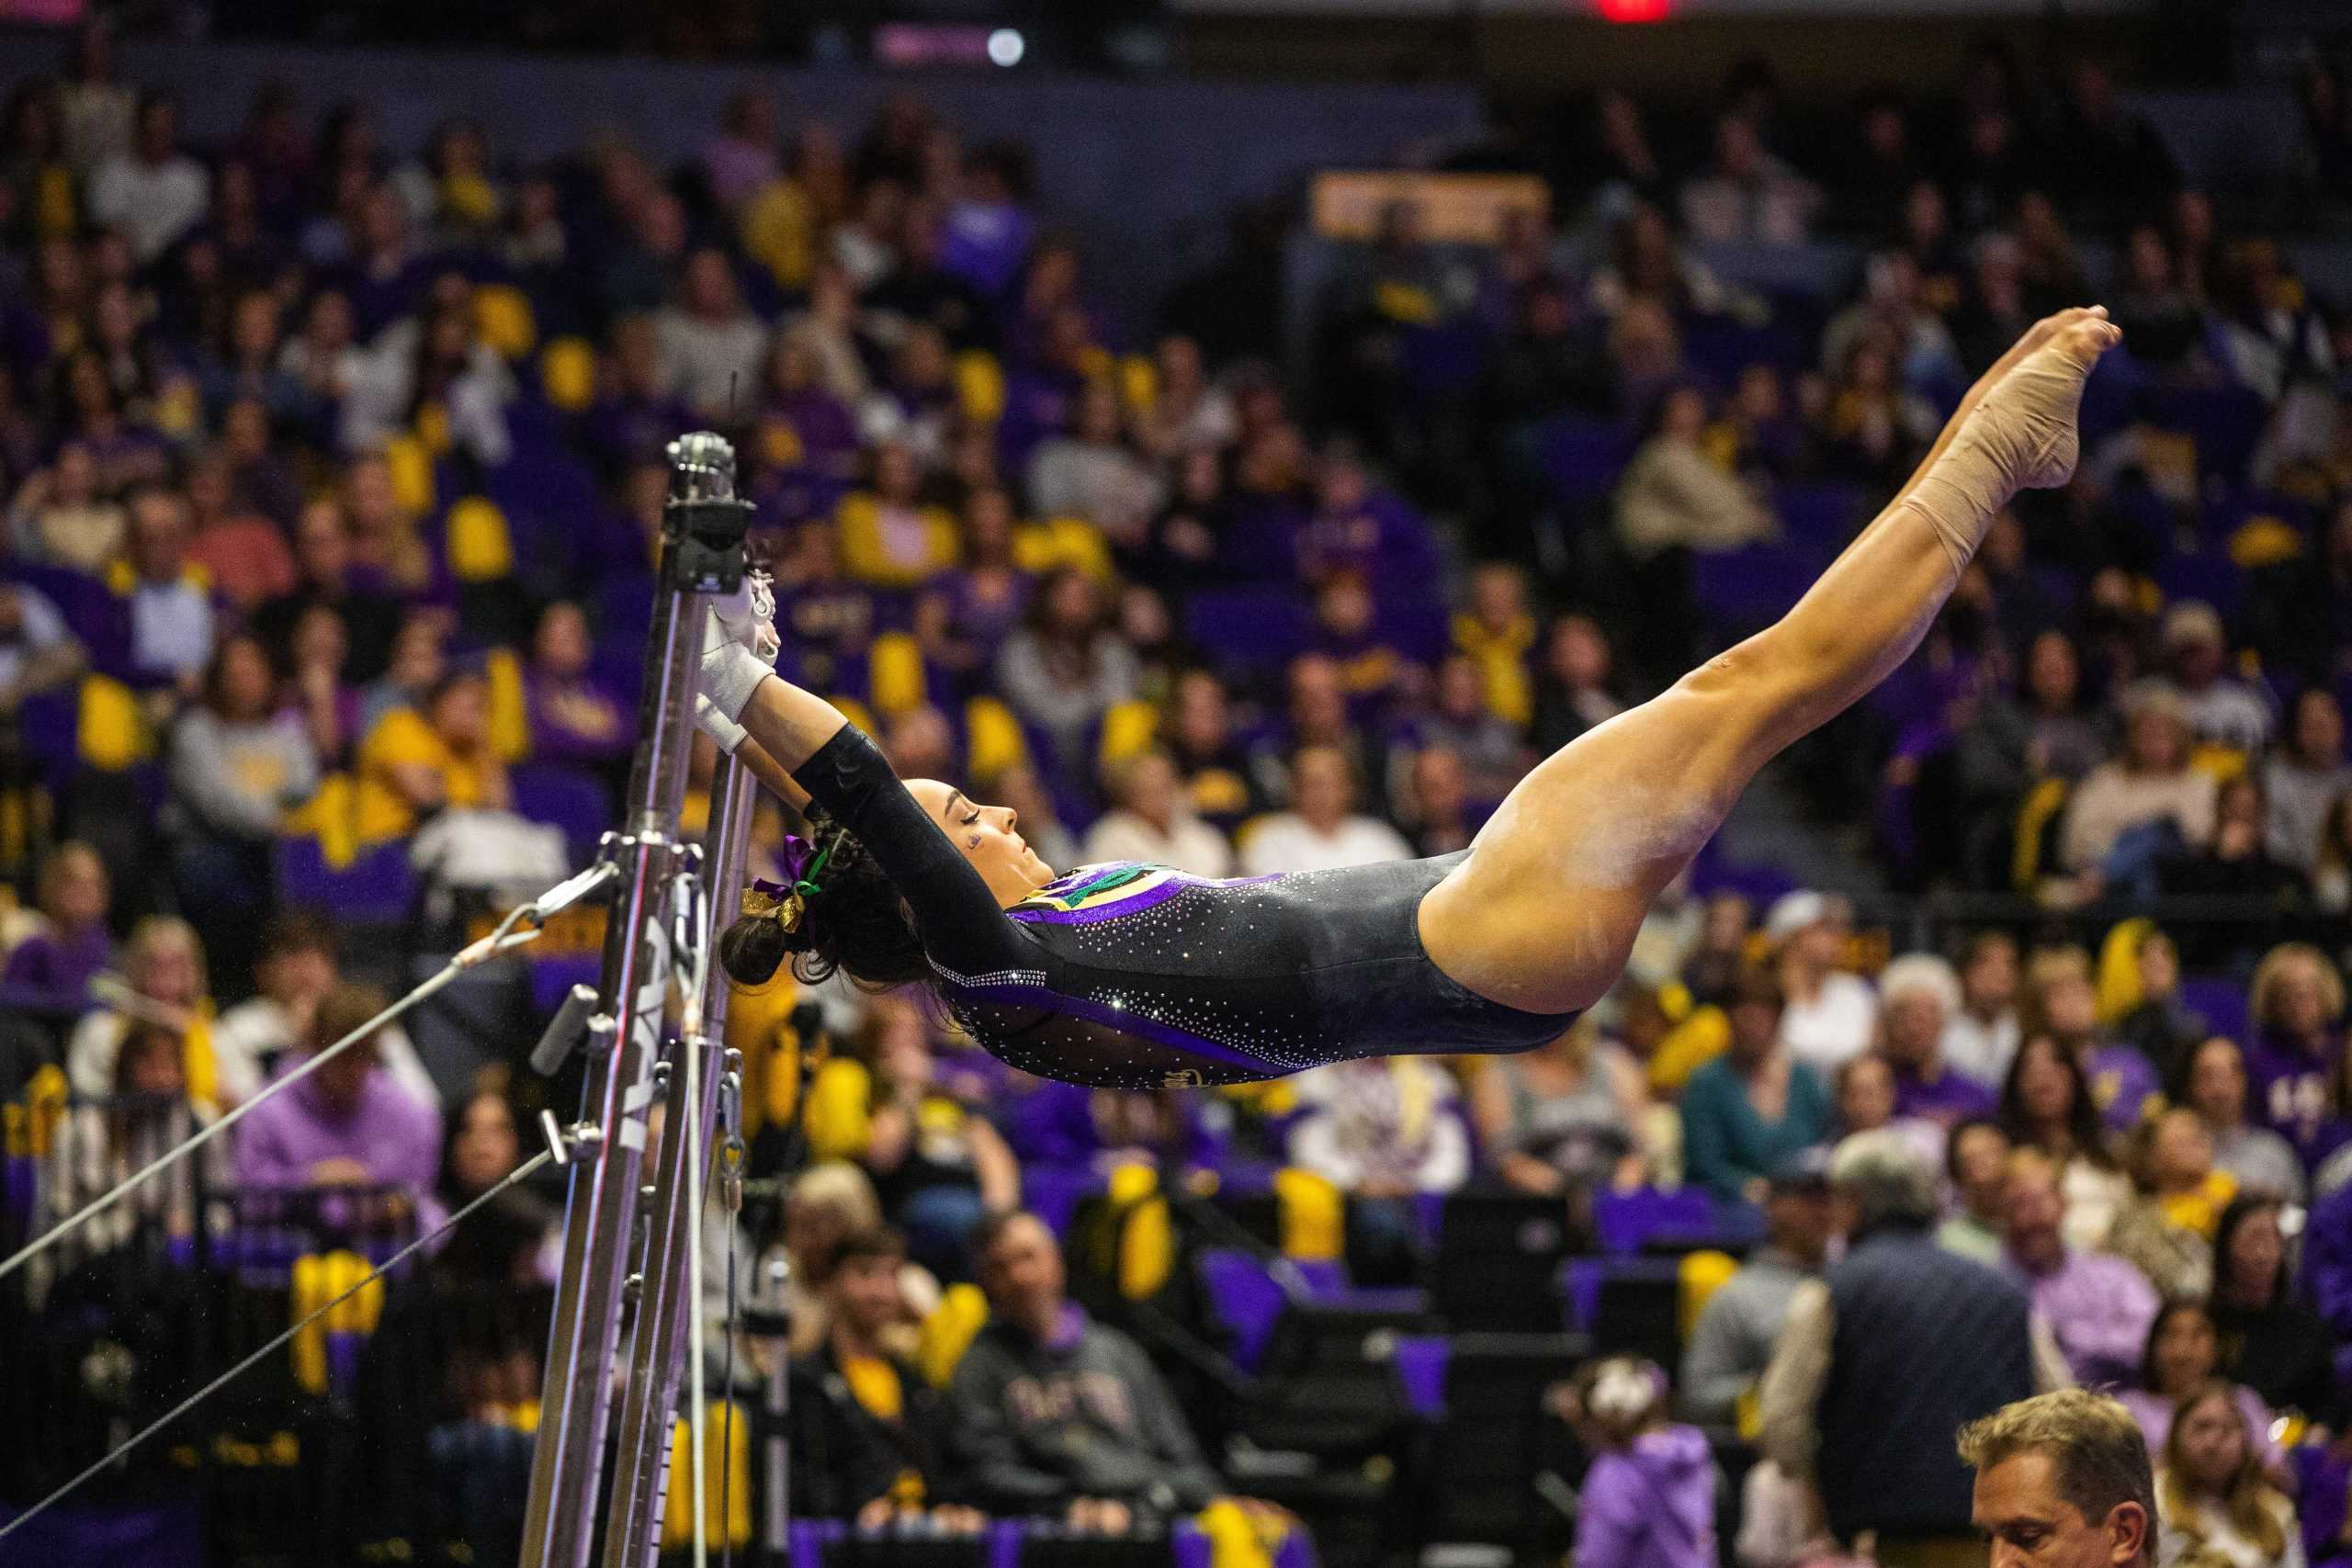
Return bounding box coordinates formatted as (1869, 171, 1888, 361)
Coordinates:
(523, 600, 628, 771)
(1560, 1357, 1717, 1568)
(1881, 953, 1996, 1127)
(2242, 941, 2350, 1172)
(1295, 444, 1438, 602)
(2, 839, 114, 1019)
(2114, 1302, 2285, 1485)
(2035, 962, 2162, 1137)
(940, 144, 1035, 302)
(233, 981, 443, 1223)
(2001, 1146, 2159, 1388)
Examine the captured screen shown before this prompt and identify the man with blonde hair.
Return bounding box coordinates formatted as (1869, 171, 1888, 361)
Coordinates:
(1960, 1390, 2154, 1567)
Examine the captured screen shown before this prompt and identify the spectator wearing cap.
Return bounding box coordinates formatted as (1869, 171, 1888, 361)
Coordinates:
(1764, 892, 1877, 1077)
(2001, 1148, 2158, 1388)
(1680, 967, 1833, 1203)
(1937, 1115, 2013, 1266)
(1942, 931, 2024, 1089)
(1880, 954, 1995, 1128)
(1758, 1131, 2065, 1562)
(1681, 1150, 1837, 1427)
(2265, 689, 2350, 873)
(2056, 682, 2217, 900)
(2159, 601, 2271, 756)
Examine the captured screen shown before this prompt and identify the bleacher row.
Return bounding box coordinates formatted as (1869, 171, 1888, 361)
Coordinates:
(4, 1053, 1804, 1568)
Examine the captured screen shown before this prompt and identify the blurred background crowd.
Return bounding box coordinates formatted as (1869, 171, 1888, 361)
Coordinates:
(4, 6, 2352, 1568)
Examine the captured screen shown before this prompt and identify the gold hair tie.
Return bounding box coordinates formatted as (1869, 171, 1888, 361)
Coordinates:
(740, 885, 808, 933)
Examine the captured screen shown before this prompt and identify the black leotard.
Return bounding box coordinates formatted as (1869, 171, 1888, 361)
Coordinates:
(794, 728, 1577, 1089)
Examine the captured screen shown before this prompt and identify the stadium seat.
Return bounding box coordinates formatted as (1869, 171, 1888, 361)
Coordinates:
(509, 762, 614, 867)
(1536, 414, 1629, 505)
(272, 835, 419, 931)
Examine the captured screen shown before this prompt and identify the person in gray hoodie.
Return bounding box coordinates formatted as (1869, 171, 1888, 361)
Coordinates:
(947, 1210, 1225, 1529)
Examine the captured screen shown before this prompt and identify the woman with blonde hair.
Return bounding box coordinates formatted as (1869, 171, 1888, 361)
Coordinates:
(63, 913, 214, 1105)
(2154, 1382, 2301, 1568)
(2244, 942, 2348, 1170)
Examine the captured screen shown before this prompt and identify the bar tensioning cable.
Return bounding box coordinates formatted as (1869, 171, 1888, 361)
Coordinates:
(0, 910, 545, 1285)
(0, 1145, 561, 1540)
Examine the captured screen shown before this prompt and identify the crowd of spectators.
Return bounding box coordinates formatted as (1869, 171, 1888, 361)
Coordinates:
(5, 15, 2352, 1567)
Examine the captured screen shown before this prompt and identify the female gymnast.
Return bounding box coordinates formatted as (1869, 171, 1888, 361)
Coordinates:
(697, 309, 2122, 1090)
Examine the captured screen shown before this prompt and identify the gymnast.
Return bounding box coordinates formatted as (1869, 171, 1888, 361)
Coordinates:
(695, 310, 2122, 1090)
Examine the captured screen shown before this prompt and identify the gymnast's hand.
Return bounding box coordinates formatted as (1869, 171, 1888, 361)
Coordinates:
(697, 570, 781, 739)
(707, 570, 780, 662)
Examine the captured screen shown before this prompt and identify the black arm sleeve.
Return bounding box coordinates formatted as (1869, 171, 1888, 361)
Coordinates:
(789, 726, 1026, 976)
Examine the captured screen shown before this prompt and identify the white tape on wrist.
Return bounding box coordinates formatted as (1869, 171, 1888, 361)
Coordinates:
(695, 694, 748, 754)
(699, 639, 773, 725)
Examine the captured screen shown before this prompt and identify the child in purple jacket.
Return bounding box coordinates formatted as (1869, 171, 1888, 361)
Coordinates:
(1560, 1357, 1719, 1568)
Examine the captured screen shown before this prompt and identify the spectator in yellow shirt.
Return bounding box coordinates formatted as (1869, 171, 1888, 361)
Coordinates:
(836, 439, 958, 590)
(355, 668, 510, 841)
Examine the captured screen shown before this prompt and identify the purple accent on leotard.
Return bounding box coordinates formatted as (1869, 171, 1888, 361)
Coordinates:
(954, 980, 1286, 1076)
(1008, 863, 1283, 927)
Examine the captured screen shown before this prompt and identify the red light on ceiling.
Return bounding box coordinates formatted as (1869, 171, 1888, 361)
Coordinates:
(1596, 0, 1672, 20)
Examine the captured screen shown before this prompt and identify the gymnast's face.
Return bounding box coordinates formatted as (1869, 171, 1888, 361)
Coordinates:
(906, 778, 1054, 907)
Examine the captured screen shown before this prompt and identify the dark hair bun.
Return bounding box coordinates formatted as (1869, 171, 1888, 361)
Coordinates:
(715, 810, 931, 993)
(718, 909, 791, 986)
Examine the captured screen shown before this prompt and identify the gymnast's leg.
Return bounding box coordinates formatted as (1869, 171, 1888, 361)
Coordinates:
(1419, 308, 2123, 1016)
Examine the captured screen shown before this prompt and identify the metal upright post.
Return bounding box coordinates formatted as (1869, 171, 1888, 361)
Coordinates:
(749, 1255, 792, 1567)
(602, 746, 763, 1568)
(520, 433, 752, 1568)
